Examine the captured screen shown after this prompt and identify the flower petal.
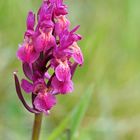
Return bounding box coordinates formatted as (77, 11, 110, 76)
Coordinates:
(17, 44, 39, 64)
(17, 45, 27, 62)
(71, 42, 84, 65)
(21, 79, 33, 93)
(54, 0, 68, 16)
(34, 93, 56, 115)
(23, 62, 33, 80)
(52, 76, 73, 94)
(29, 50, 40, 64)
(55, 15, 70, 36)
(35, 34, 45, 52)
(26, 11, 35, 30)
(55, 61, 71, 81)
(35, 30, 55, 52)
(55, 7, 68, 16)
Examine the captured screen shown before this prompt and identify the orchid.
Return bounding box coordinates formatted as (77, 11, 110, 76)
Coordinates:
(14, 0, 83, 139)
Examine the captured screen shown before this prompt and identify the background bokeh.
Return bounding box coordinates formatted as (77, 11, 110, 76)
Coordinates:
(0, 0, 140, 139)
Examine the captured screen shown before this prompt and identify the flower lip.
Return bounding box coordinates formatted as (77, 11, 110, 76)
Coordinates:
(55, 60, 71, 81)
(52, 76, 73, 94)
(34, 92, 56, 114)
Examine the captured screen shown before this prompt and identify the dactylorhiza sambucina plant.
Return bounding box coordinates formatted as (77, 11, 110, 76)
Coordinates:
(14, 0, 83, 139)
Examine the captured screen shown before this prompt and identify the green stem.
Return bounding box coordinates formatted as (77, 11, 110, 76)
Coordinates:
(32, 113, 43, 140)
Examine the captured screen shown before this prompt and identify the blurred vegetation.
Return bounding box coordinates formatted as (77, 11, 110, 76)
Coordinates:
(0, 0, 140, 140)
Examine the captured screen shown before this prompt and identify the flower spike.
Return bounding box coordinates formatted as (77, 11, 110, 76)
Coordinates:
(14, 0, 84, 115)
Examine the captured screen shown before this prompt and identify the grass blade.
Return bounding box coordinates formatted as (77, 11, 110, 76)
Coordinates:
(48, 84, 94, 140)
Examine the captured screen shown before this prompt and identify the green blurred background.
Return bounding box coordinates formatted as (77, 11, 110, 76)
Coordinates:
(0, 0, 140, 139)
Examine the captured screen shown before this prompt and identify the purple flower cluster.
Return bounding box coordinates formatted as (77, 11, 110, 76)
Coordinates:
(14, 0, 83, 115)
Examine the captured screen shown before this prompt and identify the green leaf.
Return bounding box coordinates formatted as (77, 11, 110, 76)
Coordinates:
(47, 117, 70, 140)
(70, 84, 94, 139)
(48, 84, 94, 140)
